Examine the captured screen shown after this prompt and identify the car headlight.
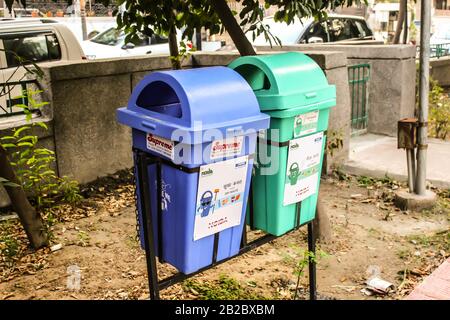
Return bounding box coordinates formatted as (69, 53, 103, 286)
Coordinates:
(85, 54, 96, 59)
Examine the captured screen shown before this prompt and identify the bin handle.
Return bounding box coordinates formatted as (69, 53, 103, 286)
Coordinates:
(305, 92, 317, 99)
(226, 126, 243, 135)
(141, 121, 157, 131)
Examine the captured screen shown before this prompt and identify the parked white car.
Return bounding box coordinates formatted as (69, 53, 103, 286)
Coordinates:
(0, 19, 85, 121)
(82, 26, 224, 59)
(251, 14, 375, 46)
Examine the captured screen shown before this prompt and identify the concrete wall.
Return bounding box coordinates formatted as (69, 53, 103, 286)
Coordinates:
(431, 56, 450, 87)
(256, 44, 417, 137)
(36, 51, 350, 183)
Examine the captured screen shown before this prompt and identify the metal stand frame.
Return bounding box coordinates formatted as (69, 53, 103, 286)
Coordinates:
(134, 149, 317, 300)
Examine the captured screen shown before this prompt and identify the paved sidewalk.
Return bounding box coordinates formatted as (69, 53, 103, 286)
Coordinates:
(343, 134, 450, 189)
(406, 258, 450, 300)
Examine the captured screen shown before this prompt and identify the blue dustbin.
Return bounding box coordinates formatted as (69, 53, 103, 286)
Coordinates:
(117, 66, 269, 274)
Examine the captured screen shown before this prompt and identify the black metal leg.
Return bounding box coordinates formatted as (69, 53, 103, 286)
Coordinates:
(249, 183, 256, 231)
(307, 222, 317, 300)
(240, 224, 247, 248)
(136, 151, 160, 300)
(156, 160, 164, 264)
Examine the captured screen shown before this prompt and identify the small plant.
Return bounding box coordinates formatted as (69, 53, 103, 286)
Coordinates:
(170, 40, 196, 68)
(326, 130, 344, 157)
(416, 69, 450, 140)
(282, 246, 327, 300)
(77, 230, 90, 247)
(183, 274, 265, 300)
(1, 89, 82, 209)
(58, 176, 83, 205)
(0, 233, 20, 259)
(292, 249, 326, 300)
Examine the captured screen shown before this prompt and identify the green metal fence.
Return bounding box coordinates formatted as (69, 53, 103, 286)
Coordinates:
(348, 63, 370, 133)
(416, 43, 450, 59)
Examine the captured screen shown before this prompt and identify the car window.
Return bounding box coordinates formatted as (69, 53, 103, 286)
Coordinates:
(252, 17, 306, 45)
(304, 21, 329, 43)
(91, 28, 124, 46)
(91, 28, 152, 47)
(3, 33, 61, 67)
(353, 20, 373, 38)
(328, 18, 360, 41)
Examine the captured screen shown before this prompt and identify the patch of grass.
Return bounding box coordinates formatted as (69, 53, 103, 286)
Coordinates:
(397, 248, 411, 260)
(77, 230, 90, 247)
(356, 174, 396, 188)
(182, 275, 266, 300)
(331, 167, 351, 182)
(356, 175, 376, 186)
(367, 227, 381, 236)
(408, 230, 450, 252)
(436, 188, 450, 200)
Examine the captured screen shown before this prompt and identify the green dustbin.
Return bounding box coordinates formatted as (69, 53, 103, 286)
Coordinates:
(229, 52, 336, 236)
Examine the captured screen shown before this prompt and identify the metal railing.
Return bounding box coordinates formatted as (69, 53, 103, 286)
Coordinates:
(348, 63, 371, 134)
(416, 43, 450, 59)
(0, 79, 39, 117)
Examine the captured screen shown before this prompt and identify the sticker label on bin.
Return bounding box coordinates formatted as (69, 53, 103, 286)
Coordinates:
(283, 132, 324, 206)
(210, 136, 243, 159)
(293, 110, 319, 138)
(146, 133, 174, 160)
(193, 155, 249, 241)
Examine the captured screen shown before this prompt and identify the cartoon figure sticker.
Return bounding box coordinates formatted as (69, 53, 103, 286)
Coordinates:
(283, 132, 324, 206)
(198, 190, 214, 217)
(193, 156, 249, 241)
(287, 162, 300, 185)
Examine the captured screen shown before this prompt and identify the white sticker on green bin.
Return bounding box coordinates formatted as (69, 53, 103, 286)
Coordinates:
(193, 155, 249, 241)
(293, 110, 319, 138)
(146, 133, 174, 160)
(283, 132, 324, 206)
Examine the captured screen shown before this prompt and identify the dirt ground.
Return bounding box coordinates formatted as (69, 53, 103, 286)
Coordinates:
(0, 172, 449, 300)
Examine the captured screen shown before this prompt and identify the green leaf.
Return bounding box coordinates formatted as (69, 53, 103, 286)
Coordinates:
(34, 122, 48, 130)
(17, 142, 34, 148)
(0, 177, 19, 188)
(1, 143, 16, 149)
(13, 126, 30, 137)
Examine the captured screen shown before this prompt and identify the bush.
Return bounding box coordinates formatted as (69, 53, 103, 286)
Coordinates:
(429, 79, 450, 140)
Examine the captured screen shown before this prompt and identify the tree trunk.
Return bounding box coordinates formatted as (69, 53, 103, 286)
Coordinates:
(393, 0, 407, 44)
(169, 27, 181, 70)
(402, 0, 409, 44)
(313, 193, 332, 243)
(196, 27, 202, 51)
(210, 0, 256, 56)
(0, 146, 48, 249)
